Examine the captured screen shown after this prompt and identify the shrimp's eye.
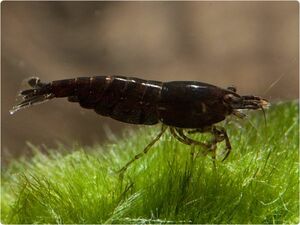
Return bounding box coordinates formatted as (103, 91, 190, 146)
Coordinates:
(224, 94, 240, 103)
(227, 86, 237, 93)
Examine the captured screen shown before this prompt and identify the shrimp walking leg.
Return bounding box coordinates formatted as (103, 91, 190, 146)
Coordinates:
(211, 126, 231, 161)
(117, 125, 167, 176)
(170, 127, 210, 158)
(175, 128, 209, 149)
(188, 126, 232, 161)
(169, 127, 191, 145)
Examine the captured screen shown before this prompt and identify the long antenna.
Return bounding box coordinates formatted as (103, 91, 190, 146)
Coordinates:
(263, 57, 297, 96)
(263, 72, 287, 96)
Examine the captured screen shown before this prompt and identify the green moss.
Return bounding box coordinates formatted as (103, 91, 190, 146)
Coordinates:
(1, 101, 298, 223)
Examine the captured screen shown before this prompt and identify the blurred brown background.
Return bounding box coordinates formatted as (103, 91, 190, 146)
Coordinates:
(2, 1, 299, 160)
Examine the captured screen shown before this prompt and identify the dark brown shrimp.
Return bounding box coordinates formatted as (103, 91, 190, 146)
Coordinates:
(10, 76, 269, 174)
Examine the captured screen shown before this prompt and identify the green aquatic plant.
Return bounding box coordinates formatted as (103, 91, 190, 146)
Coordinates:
(1, 102, 298, 224)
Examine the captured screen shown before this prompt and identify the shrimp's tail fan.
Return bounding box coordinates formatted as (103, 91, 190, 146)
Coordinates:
(10, 77, 54, 115)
